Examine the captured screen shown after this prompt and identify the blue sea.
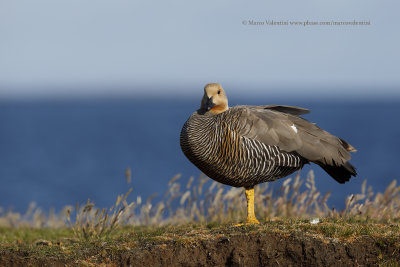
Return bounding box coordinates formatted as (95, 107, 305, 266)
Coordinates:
(1, 96, 399, 212)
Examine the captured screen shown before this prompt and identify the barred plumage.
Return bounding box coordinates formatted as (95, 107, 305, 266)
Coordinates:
(180, 108, 306, 188)
(180, 83, 357, 224)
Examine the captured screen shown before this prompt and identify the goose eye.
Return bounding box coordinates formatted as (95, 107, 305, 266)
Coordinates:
(217, 90, 221, 95)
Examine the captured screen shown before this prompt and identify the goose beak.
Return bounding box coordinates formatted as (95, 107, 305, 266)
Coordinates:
(206, 97, 216, 110)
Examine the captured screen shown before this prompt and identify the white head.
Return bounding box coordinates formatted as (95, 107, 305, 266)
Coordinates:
(200, 83, 229, 114)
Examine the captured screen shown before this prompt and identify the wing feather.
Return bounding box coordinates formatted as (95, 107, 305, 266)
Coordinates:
(261, 105, 310, 115)
(234, 106, 354, 166)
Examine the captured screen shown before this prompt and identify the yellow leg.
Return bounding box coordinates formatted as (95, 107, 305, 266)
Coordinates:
(234, 187, 260, 226)
(245, 187, 260, 224)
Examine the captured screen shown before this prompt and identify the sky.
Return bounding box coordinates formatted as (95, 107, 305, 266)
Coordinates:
(0, 0, 399, 99)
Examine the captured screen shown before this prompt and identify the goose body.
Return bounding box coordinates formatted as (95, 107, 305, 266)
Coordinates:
(180, 83, 357, 224)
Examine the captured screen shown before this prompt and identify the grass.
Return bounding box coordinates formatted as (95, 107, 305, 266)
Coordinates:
(0, 169, 400, 240)
(1, 170, 399, 265)
(66, 188, 134, 240)
(1, 219, 400, 262)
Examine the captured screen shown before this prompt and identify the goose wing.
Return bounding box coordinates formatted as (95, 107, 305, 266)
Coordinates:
(235, 106, 354, 166)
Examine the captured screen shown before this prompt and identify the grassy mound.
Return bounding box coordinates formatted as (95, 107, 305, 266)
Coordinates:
(1, 220, 399, 266)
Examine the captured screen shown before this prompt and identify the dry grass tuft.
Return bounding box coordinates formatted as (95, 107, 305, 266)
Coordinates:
(66, 188, 135, 240)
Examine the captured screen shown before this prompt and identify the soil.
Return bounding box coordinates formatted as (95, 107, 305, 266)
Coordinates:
(1, 230, 399, 266)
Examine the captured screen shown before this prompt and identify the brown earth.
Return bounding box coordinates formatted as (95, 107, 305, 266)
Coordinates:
(1, 230, 399, 267)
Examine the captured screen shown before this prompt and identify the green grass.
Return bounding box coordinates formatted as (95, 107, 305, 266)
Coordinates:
(0, 227, 73, 243)
(1, 219, 399, 245)
(1, 219, 400, 261)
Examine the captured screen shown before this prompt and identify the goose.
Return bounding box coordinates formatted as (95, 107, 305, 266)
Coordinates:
(180, 83, 357, 224)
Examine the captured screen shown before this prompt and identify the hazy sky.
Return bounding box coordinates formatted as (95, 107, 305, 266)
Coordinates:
(0, 0, 399, 98)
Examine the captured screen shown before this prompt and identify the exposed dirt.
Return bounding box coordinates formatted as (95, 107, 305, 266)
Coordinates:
(1, 230, 399, 267)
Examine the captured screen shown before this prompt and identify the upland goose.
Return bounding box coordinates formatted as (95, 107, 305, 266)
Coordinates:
(180, 83, 357, 224)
